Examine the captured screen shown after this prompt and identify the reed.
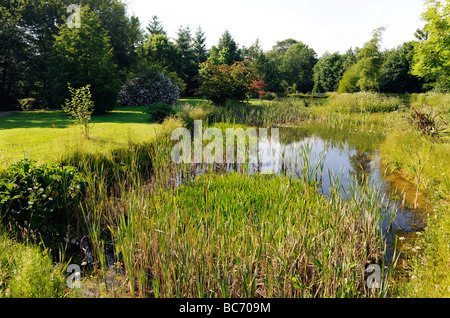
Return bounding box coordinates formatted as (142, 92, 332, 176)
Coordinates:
(76, 131, 395, 298)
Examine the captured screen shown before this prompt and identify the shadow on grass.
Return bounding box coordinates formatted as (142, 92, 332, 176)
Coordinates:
(0, 106, 156, 130)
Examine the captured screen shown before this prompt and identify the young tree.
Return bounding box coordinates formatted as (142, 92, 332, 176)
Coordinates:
(62, 84, 94, 139)
(412, 0, 450, 91)
(48, 7, 120, 114)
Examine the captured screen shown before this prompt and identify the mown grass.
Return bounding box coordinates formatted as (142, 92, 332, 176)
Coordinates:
(0, 106, 163, 172)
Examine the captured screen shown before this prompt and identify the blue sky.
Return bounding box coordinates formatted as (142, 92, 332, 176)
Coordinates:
(125, 0, 426, 56)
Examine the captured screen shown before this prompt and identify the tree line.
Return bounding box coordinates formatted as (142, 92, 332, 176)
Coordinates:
(1, 0, 448, 112)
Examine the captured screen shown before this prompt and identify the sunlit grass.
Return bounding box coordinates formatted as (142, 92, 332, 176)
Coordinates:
(0, 107, 163, 171)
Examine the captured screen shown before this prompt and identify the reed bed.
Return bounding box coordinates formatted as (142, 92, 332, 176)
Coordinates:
(78, 132, 394, 298)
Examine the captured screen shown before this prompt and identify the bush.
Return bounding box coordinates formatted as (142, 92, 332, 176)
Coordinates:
(0, 159, 87, 245)
(119, 72, 180, 106)
(197, 60, 260, 105)
(144, 103, 176, 123)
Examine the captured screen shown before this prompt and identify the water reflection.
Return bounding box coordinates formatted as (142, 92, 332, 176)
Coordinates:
(172, 127, 427, 262)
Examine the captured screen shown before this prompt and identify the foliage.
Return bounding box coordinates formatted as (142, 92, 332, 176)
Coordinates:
(249, 80, 269, 98)
(378, 43, 424, 93)
(62, 84, 95, 139)
(356, 27, 385, 91)
(277, 42, 318, 93)
(198, 60, 260, 105)
(139, 34, 184, 85)
(48, 7, 120, 114)
(209, 30, 242, 65)
(313, 52, 345, 93)
(338, 28, 385, 92)
(0, 233, 69, 298)
(337, 64, 361, 93)
(412, 0, 450, 91)
(0, 159, 86, 245)
(144, 103, 176, 123)
(408, 106, 448, 137)
(119, 72, 180, 106)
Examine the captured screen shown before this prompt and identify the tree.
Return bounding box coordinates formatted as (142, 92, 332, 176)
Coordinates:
(0, 0, 142, 110)
(138, 34, 186, 93)
(83, 0, 143, 74)
(313, 52, 345, 93)
(356, 27, 385, 91)
(193, 26, 209, 65)
(62, 84, 94, 139)
(379, 43, 424, 93)
(146, 15, 167, 37)
(412, 0, 450, 91)
(198, 61, 260, 105)
(210, 30, 242, 65)
(279, 42, 318, 93)
(337, 64, 361, 93)
(175, 25, 198, 96)
(337, 28, 385, 92)
(48, 7, 120, 114)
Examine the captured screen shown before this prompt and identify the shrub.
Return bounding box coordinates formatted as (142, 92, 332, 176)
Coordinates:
(197, 60, 260, 105)
(408, 106, 448, 137)
(119, 72, 180, 106)
(0, 159, 87, 245)
(144, 103, 176, 123)
(177, 103, 210, 132)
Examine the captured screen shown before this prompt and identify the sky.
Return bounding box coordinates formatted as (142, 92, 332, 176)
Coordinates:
(125, 0, 427, 56)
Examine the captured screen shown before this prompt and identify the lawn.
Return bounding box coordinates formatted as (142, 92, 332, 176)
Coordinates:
(0, 106, 163, 172)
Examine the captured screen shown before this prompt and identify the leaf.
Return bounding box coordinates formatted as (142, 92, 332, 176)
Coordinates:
(312, 258, 323, 271)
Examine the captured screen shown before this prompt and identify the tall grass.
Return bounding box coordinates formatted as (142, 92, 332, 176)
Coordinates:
(75, 130, 395, 298)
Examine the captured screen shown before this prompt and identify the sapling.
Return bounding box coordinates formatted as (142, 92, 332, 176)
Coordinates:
(62, 84, 94, 139)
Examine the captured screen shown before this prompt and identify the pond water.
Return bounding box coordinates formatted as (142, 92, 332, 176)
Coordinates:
(175, 126, 428, 263)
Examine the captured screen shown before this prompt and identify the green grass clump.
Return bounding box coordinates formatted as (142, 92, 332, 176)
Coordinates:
(325, 92, 403, 113)
(0, 233, 69, 298)
(102, 171, 391, 298)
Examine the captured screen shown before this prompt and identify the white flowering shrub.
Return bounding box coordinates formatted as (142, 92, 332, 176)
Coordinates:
(119, 72, 180, 106)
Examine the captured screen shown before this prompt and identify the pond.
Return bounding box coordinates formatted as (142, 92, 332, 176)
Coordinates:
(173, 126, 428, 264)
